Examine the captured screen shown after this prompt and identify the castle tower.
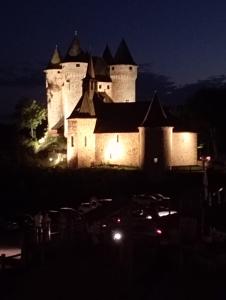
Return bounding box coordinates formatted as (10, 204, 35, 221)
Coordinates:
(139, 93, 173, 171)
(44, 46, 63, 133)
(67, 56, 96, 168)
(110, 39, 137, 102)
(61, 35, 88, 135)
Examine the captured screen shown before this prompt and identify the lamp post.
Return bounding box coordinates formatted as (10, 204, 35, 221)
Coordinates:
(200, 155, 211, 237)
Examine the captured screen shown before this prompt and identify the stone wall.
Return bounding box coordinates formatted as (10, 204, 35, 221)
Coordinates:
(76, 119, 96, 168)
(95, 132, 140, 167)
(45, 69, 63, 131)
(171, 132, 197, 166)
(61, 62, 88, 136)
(96, 81, 112, 98)
(110, 65, 137, 102)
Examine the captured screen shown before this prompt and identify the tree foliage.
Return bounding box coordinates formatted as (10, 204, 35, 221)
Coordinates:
(15, 98, 47, 138)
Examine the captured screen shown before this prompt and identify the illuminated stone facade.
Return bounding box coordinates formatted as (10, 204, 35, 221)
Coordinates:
(45, 36, 198, 171)
(171, 132, 197, 166)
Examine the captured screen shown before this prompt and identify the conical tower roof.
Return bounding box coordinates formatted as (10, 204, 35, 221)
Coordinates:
(142, 92, 169, 127)
(103, 45, 114, 65)
(46, 46, 62, 70)
(63, 35, 88, 63)
(86, 55, 95, 79)
(114, 39, 136, 65)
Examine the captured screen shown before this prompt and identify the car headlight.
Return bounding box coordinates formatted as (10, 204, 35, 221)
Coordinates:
(112, 231, 123, 241)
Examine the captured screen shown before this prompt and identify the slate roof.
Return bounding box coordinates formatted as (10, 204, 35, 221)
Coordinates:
(93, 56, 111, 82)
(142, 92, 169, 127)
(63, 36, 89, 63)
(86, 55, 95, 79)
(114, 39, 136, 65)
(102, 45, 114, 65)
(46, 46, 62, 70)
(69, 91, 171, 132)
(94, 101, 149, 133)
(68, 90, 96, 119)
(52, 117, 64, 130)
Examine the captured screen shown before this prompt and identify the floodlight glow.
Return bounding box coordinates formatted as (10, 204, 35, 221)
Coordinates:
(146, 215, 152, 220)
(156, 229, 162, 235)
(104, 139, 124, 161)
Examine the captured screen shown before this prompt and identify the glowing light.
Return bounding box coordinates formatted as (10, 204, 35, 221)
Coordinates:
(146, 215, 152, 219)
(158, 210, 178, 217)
(156, 229, 162, 235)
(49, 157, 53, 162)
(38, 137, 45, 144)
(113, 231, 123, 241)
(182, 132, 191, 143)
(158, 211, 169, 217)
(102, 224, 107, 228)
(104, 138, 124, 162)
(117, 218, 121, 223)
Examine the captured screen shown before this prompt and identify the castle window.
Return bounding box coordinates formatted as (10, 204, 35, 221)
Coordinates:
(129, 66, 133, 70)
(71, 136, 74, 147)
(112, 67, 114, 70)
(117, 135, 119, 143)
(107, 85, 110, 89)
(99, 84, 102, 89)
(85, 136, 87, 147)
(76, 64, 80, 67)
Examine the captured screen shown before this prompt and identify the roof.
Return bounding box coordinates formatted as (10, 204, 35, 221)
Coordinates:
(142, 92, 169, 127)
(93, 56, 111, 82)
(94, 100, 150, 133)
(69, 90, 171, 132)
(102, 45, 114, 65)
(68, 91, 96, 119)
(114, 39, 136, 65)
(86, 55, 95, 79)
(46, 46, 62, 70)
(63, 36, 88, 63)
(51, 117, 64, 130)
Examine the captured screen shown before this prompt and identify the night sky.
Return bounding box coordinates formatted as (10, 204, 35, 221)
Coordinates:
(1, 0, 226, 115)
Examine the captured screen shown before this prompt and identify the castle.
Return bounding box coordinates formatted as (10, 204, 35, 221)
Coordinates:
(45, 35, 197, 171)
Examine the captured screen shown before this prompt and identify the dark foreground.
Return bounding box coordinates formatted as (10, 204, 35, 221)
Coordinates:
(1, 236, 226, 300)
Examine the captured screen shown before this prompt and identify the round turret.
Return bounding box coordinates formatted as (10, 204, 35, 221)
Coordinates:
(110, 39, 137, 102)
(44, 46, 63, 132)
(61, 36, 88, 136)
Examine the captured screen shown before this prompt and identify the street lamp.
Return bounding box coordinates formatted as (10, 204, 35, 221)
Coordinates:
(200, 155, 211, 237)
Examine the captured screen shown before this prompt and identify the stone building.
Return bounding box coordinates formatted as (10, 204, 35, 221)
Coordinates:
(45, 35, 197, 171)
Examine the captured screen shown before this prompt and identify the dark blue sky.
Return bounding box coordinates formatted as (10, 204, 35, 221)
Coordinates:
(1, 0, 226, 114)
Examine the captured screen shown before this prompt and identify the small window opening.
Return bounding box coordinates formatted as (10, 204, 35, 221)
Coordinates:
(76, 64, 80, 67)
(129, 66, 133, 70)
(85, 136, 87, 147)
(112, 67, 114, 70)
(107, 85, 110, 89)
(71, 136, 74, 147)
(99, 84, 102, 89)
(117, 135, 119, 143)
